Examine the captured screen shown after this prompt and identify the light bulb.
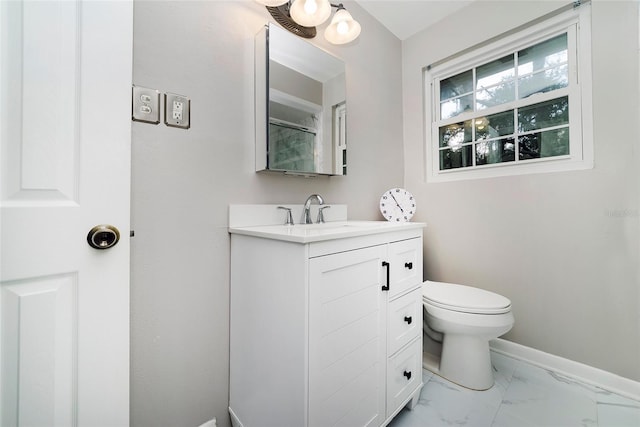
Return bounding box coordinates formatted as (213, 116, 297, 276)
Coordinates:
(324, 7, 361, 45)
(337, 20, 349, 35)
(290, 0, 331, 27)
(304, 0, 317, 15)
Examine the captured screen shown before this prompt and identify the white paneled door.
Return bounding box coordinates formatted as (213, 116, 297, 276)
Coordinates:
(0, 1, 132, 426)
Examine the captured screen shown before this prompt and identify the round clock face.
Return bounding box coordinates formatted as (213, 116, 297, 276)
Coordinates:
(379, 188, 416, 222)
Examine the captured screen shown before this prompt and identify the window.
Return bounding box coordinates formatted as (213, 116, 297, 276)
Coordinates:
(425, 4, 592, 182)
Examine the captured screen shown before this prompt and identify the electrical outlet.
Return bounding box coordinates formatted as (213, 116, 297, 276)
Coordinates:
(132, 85, 160, 124)
(172, 100, 183, 120)
(164, 93, 190, 129)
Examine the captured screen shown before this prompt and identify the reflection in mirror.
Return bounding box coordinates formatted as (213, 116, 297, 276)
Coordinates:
(255, 23, 346, 176)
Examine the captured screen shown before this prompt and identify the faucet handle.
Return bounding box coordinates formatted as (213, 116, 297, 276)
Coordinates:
(277, 206, 294, 225)
(317, 206, 331, 224)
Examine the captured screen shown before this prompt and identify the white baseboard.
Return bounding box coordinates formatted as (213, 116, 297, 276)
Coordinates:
(490, 338, 640, 401)
(228, 407, 243, 427)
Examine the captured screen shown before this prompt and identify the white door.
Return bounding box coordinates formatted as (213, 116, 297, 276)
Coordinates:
(0, 1, 132, 426)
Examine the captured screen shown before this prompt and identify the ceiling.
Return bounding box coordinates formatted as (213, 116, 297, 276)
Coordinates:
(354, 0, 475, 40)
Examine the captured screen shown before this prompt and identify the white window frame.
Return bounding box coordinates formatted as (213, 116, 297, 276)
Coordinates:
(424, 4, 593, 183)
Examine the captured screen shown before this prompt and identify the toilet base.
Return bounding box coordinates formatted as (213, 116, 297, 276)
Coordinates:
(422, 334, 494, 391)
(442, 334, 494, 390)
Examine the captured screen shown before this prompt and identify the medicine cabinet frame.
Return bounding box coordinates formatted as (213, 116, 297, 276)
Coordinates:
(255, 23, 347, 177)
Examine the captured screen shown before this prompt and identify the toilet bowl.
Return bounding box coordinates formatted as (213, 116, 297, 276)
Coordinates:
(422, 280, 514, 390)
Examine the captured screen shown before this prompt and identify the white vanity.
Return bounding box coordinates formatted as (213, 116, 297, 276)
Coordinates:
(228, 205, 425, 427)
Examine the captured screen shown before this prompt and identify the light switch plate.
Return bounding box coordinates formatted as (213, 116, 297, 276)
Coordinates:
(164, 93, 190, 129)
(132, 85, 160, 124)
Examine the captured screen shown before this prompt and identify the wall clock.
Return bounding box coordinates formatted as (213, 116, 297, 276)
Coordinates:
(379, 188, 416, 222)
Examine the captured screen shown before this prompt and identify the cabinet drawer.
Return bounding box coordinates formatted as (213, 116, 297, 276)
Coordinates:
(388, 289, 422, 356)
(386, 338, 422, 417)
(388, 238, 422, 298)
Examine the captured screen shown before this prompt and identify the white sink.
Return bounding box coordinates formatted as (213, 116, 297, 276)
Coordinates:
(229, 220, 424, 243)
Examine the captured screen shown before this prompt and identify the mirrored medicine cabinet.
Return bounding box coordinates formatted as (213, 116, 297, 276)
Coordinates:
(255, 23, 347, 176)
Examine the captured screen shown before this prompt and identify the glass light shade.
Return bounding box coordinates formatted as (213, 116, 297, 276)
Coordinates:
(324, 8, 361, 45)
(290, 0, 332, 27)
(254, 0, 289, 6)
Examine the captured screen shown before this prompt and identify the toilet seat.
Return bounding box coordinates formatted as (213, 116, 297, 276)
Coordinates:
(423, 280, 511, 315)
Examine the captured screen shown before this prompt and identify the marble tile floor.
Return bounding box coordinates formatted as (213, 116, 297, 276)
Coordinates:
(389, 351, 640, 427)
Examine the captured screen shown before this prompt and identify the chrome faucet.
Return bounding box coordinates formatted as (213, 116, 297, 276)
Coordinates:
(302, 194, 324, 224)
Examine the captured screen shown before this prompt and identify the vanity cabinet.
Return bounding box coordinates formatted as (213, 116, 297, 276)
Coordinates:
(229, 226, 423, 427)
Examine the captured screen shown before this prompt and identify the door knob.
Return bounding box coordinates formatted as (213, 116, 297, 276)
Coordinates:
(87, 225, 120, 250)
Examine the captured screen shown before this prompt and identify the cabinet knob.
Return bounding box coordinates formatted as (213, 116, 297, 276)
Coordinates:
(403, 370, 412, 380)
(404, 262, 413, 270)
(404, 316, 412, 325)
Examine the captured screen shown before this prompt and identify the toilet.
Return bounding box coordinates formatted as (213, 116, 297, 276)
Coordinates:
(422, 280, 514, 390)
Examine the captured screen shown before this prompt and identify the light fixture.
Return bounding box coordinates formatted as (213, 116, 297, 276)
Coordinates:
(324, 4, 361, 45)
(255, 0, 361, 44)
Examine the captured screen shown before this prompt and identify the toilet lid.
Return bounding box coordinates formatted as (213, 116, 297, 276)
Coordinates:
(422, 280, 511, 314)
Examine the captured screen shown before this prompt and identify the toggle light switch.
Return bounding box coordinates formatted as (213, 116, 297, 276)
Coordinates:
(164, 93, 190, 129)
(132, 85, 160, 124)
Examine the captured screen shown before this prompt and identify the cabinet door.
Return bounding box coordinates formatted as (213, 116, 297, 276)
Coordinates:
(309, 245, 387, 427)
(388, 238, 422, 298)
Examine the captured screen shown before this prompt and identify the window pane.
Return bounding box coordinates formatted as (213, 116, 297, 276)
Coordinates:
(439, 121, 472, 148)
(518, 96, 569, 132)
(477, 55, 515, 88)
(476, 138, 515, 165)
(475, 110, 514, 140)
(440, 94, 473, 119)
(518, 33, 568, 76)
(440, 70, 473, 101)
(518, 65, 568, 99)
(518, 128, 569, 160)
(476, 55, 515, 110)
(440, 145, 473, 170)
(476, 80, 515, 110)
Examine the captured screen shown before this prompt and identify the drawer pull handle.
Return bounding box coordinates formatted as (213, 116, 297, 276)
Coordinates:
(403, 370, 412, 380)
(405, 262, 413, 270)
(404, 316, 412, 324)
(381, 261, 390, 291)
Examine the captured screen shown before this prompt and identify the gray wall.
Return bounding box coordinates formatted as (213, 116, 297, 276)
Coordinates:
(403, 0, 640, 381)
(131, 1, 403, 426)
